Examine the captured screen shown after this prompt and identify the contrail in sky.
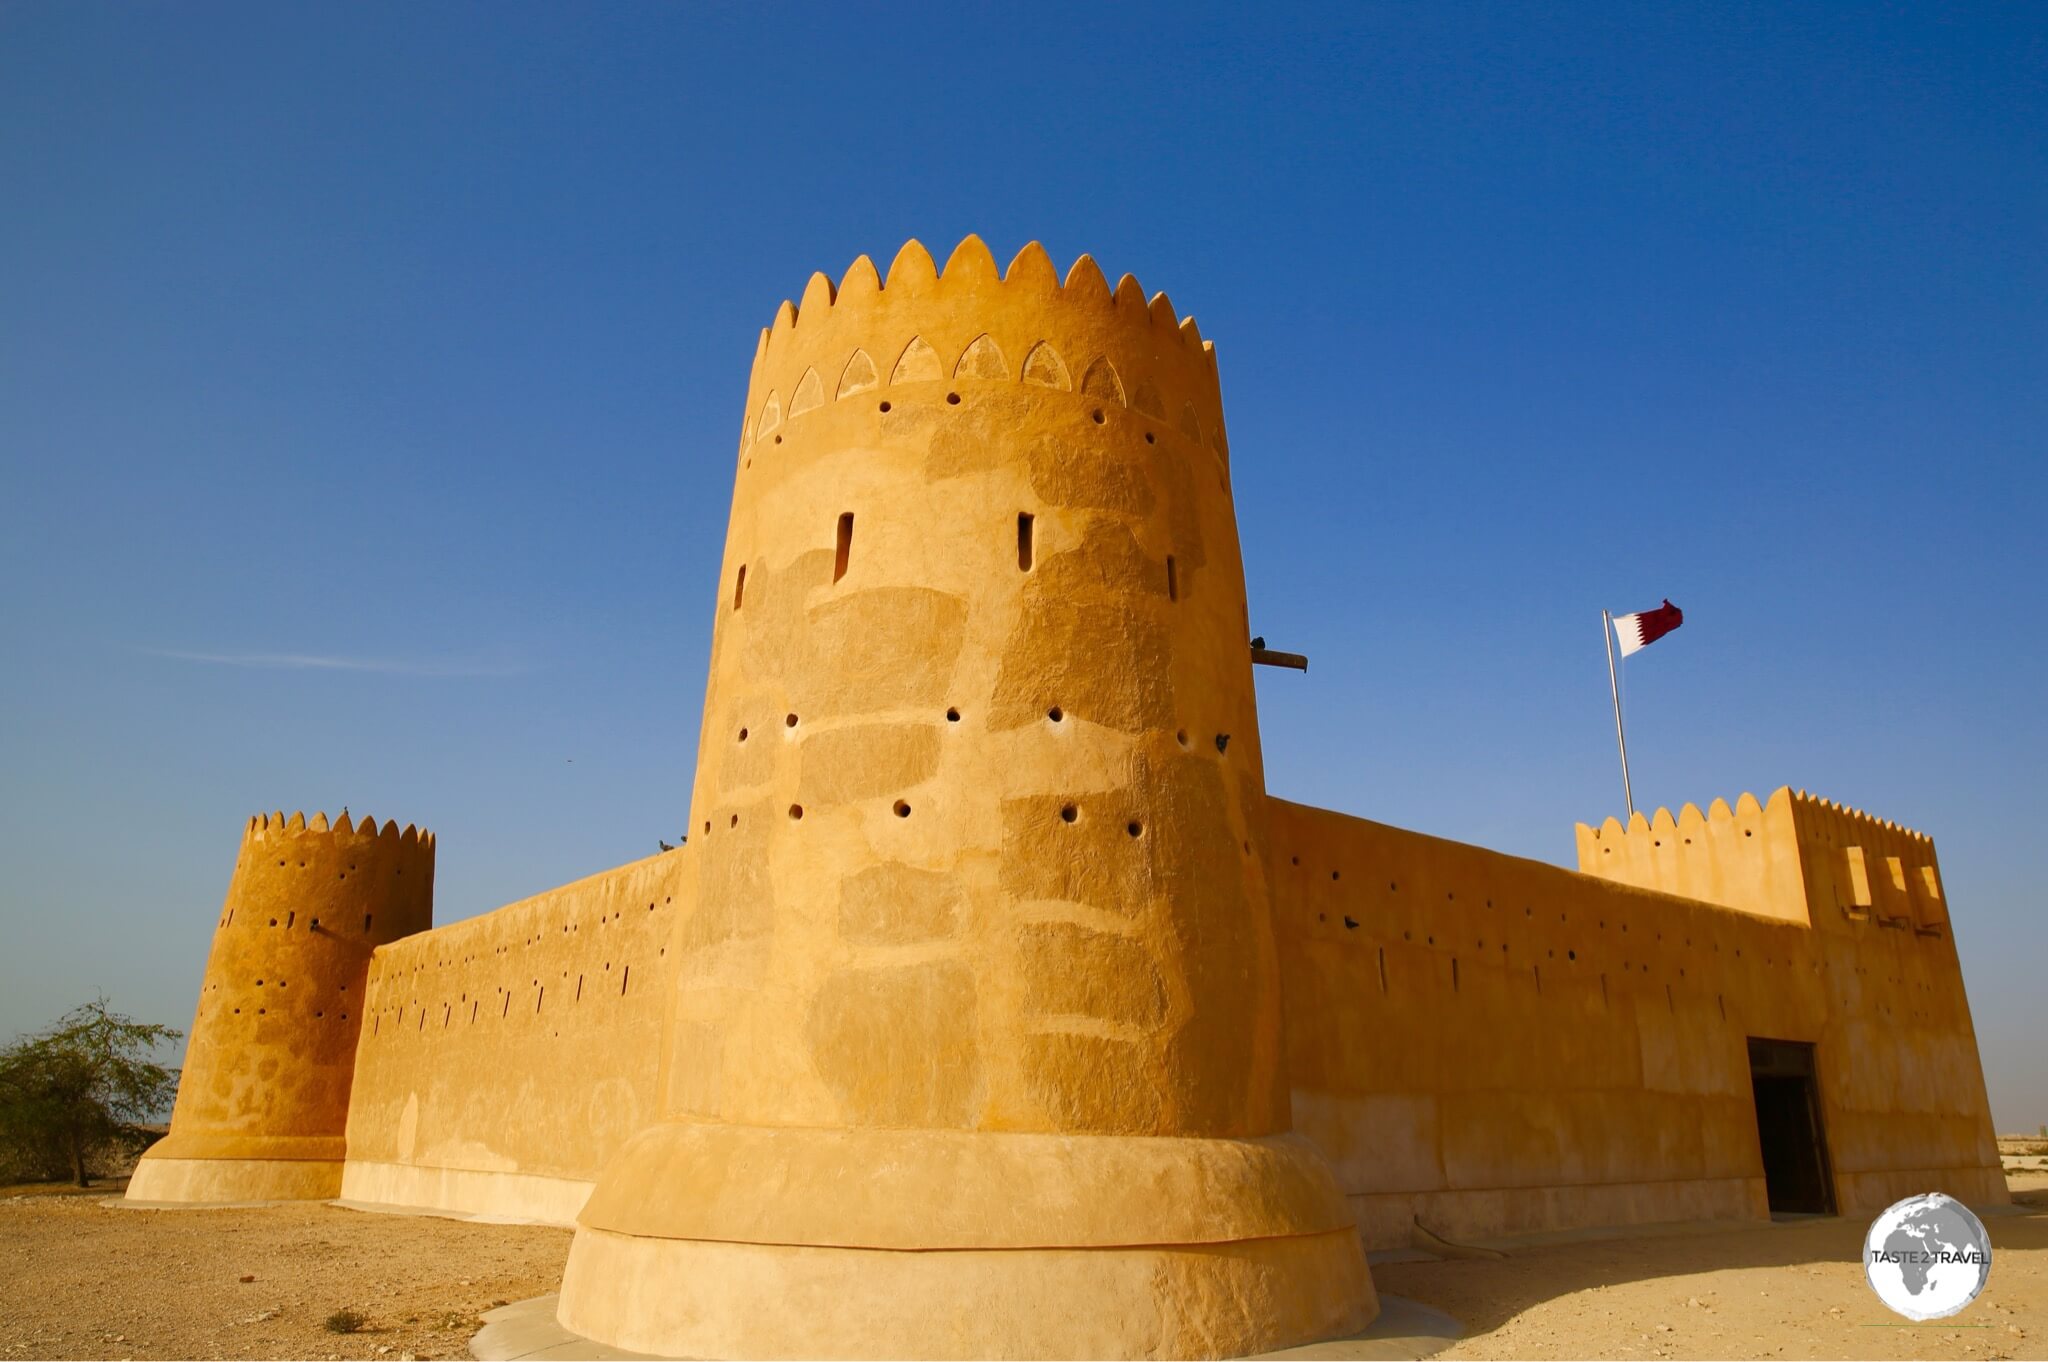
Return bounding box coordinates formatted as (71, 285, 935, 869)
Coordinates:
(138, 648, 528, 678)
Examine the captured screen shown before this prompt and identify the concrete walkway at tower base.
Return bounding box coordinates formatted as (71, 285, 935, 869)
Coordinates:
(467, 1293, 1465, 1362)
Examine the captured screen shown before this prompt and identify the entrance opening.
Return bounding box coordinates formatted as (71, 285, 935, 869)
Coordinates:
(1747, 1037, 1835, 1216)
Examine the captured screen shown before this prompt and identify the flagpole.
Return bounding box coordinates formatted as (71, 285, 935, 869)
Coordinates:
(1603, 609, 1635, 819)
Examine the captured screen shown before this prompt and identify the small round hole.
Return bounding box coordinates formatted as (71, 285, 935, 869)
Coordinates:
(1175, 730, 1188, 747)
(1127, 821, 1143, 838)
(773, 434, 782, 444)
(878, 400, 891, 413)
(1091, 409, 1105, 424)
(738, 727, 748, 742)
(945, 707, 961, 722)
(1060, 804, 1078, 823)
(788, 805, 804, 820)
(1145, 432, 1156, 444)
(1047, 706, 1064, 723)
(703, 820, 710, 834)
(893, 800, 912, 818)
(946, 392, 961, 405)
(785, 713, 798, 728)
(729, 814, 738, 828)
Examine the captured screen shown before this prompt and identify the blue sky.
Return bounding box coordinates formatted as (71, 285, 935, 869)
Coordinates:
(1, 3, 2042, 1129)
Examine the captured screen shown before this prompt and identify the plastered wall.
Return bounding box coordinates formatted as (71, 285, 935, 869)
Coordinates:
(314, 784, 1999, 1246)
(1271, 796, 2004, 1249)
(337, 848, 687, 1224)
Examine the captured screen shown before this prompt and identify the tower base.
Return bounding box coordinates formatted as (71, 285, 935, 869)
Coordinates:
(124, 1133, 345, 1204)
(556, 1123, 1376, 1359)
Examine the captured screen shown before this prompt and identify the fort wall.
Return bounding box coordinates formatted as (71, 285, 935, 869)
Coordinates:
(125, 237, 2013, 1362)
(1272, 794, 2004, 1250)
(337, 848, 687, 1224)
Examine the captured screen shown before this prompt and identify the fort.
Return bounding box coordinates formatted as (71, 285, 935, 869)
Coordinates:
(128, 238, 2006, 1359)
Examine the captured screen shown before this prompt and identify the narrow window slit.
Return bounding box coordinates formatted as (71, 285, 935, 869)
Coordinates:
(1017, 512, 1034, 571)
(1166, 555, 1178, 601)
(732, 564, 746, 611)
(834, 513, 854, 582)
(1376, 947, 1388, 993)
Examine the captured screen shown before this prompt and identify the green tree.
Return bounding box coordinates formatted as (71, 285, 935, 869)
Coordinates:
(0, 997, 180, 1187)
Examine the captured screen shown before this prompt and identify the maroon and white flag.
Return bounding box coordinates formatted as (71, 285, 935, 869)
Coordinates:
(1612, 600, 1683, 656)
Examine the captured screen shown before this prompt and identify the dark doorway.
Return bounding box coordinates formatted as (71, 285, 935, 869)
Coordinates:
(1747, 1037, 1835, 1215)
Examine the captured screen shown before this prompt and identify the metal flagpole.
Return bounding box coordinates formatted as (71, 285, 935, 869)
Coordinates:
(1603, 609, 1635, 819)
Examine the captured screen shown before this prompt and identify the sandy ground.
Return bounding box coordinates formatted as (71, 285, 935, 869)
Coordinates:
(1377, 1173, 2047, 1361)
(0, 1174, 2039, 1360)
(0, 1182, 568, 1361)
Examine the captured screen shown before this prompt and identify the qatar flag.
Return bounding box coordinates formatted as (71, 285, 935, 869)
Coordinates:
(1612, 600, 1683, 657)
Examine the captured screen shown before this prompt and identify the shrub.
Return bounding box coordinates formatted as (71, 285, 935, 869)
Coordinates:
(324, 1309, 368, 1335)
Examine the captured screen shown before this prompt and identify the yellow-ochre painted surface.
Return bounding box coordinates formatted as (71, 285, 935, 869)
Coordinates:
(129, 812, 433, 1202)
(1277, 798, 2002, 1252)
(130, 240, 2005, 1359)
(337, 850, 685, 1223)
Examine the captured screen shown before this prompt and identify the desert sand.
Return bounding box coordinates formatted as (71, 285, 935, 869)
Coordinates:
(0, 1174, 2039, 1361)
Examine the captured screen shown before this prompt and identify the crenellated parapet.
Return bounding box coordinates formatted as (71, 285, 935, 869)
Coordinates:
(1574, 787, 1946, 933)
(739, 236, 1232, 475)
(1782, 790, 1945, 932)
(127, 809, 435, 1204)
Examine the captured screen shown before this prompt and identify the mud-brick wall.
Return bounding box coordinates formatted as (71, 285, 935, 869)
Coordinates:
(339, 849, 687, 1224)
(1268, 799, 2004, 1250)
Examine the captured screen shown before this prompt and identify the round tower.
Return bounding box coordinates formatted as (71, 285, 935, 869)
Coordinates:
(126, 810, 434, 1203)
(557, 238, 1373, 1357)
